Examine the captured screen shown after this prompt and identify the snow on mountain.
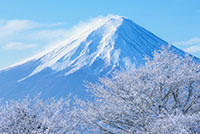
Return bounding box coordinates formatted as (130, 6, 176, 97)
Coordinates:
(0, 15, 185, 99)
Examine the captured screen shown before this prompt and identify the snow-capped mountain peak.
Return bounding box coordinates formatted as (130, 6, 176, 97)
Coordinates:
(28, 15, 124, 77)
(23, 15, 167, 80)
(0, 15, 181, 99)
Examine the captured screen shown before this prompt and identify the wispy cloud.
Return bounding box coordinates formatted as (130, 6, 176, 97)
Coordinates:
(2, 42, 38, 50)
(185, 45, 200, 53)
(0, 20, 39, 39)
(173, 37, 200, 57)
(46, 22, 66, 27)
(173, 38, 200, 46)
(0, 19, 69, 51)
(31, 29, 69, 41)
(0, 19, 67, 40)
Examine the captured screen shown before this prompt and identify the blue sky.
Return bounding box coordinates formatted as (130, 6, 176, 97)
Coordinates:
(0, 0, 200, 69)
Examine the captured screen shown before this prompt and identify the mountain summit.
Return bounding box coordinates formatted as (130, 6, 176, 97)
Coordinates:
(0, 15, 183, 99)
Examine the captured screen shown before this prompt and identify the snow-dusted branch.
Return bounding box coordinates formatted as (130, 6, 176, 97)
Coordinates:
(0, 46, 200, 134)
(0, 96, 82, 134)
(78, 46, 200, 133)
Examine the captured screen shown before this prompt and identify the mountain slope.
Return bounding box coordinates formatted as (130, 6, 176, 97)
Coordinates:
(0, 15, 185, 99)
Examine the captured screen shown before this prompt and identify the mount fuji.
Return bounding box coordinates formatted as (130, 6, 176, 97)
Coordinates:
(0, 15, 188, 99)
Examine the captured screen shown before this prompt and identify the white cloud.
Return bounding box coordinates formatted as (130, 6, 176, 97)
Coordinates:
(173, 37, 200, 58)
(0, 18, 71, 66)
(173, 38, 200, 46)
(2, 42, 38, 50)
(0, 20, 39, 38)
(46, 22, 66, 27)
(185, 45, 200, 53)
(0, 19, 67, 40)
(0, 19, 70, 51)
(31, 29, 69, 41)
(1, 20, 38, 31)
(0, 19, 70, 69)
